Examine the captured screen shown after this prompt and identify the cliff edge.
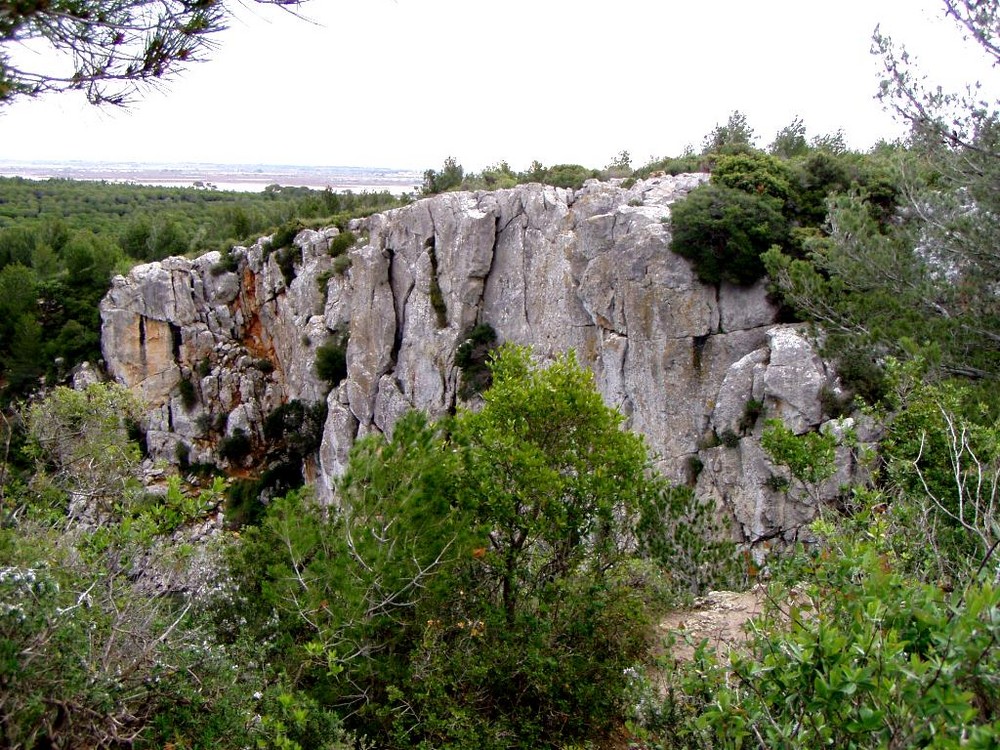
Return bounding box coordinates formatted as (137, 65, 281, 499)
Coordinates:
(100, 174, 861, 544)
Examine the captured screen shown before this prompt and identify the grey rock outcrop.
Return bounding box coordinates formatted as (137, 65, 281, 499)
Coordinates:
(100, 174, 858, 543)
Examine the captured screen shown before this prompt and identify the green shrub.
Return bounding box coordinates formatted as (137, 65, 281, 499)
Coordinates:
(328, 230, 356, 257)
(316, 269, 334, 293)
(275, 246, 298, 286)
(636, 483, 741, 595)
(177, 377, 197, 410)
(210, 248, 239, 276)
(224, 476, 266, 527)
(819, 385, 853, 418)
(712, 151, 795, 202)
(218, 428, 251, 464)
(263, 399, 328, 457)
(634, 153, 710, 178)
(174, 440, 190, 469)
(196, 356, 212, 377)
(738, 398, 764, 433)
(195, 413, 214, 435)
(315, 336, 348, 387)
(764, 473, 790, 492)
(539, 163, 596, 189)
(422, 156, 464, 195)
(693, 535, 1000, 749)
(332, 253, 351, 275)
(220, 348, 703, 750)
(669, 183, 789, 285)
(686, 454, 704, 484)
(269, 221, 302, 252)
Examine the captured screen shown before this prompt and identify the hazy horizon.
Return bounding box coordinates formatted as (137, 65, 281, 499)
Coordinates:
(0, 159, 425, 194)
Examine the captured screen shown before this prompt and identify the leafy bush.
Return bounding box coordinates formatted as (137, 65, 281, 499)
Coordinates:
(538, 163, 596, 189)
(315, 335, 348, 387)
(669, 183, 788, 285)
(177, 376, 198, 410)
(275, 245, 298, 286)
(712, 151, 795, 202)
(422, 156, 464, 195)
(223, 477, 266, 527)
(634, 153, 711, 178)
(174, 440, 190, 468)
(5, 384, 259, 750)
(701, 110, 757, 154)
(263, 399, 328, 457)
(218, 428, 252, 464)
(269, 220, 302, 252)
(328, 230, 356, 257)
(332, 253, 351, 275)
(210, 248, 239, 276)
(739, 398, 764, 433)
(688, 533, 1000, 749)
(459, 161, 519, 190)
(218, 347, 715, 749)
(252, 357, 275, 375)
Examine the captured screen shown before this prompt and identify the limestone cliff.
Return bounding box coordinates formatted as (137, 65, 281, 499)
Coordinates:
(100, 175, 862, 544)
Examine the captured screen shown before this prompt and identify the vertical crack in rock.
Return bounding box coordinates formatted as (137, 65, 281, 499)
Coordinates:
(715, 284, 723, 334)
(138, 315, 147, 369)
(168, 322, 182, 362)
(475, 215, 502, 317)
(619, 300, 633, 418)
(692, 333, 709, 371)
(425, 235, 447, 328)
(386, 246, 404, 371)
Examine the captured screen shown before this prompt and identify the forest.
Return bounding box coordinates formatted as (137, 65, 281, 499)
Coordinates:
(3, 0, 1000, 748)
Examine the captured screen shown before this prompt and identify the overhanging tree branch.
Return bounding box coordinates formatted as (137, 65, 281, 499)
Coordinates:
(0, 0, 306, 105)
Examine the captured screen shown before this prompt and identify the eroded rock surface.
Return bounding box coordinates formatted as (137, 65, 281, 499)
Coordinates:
(101, 175, 858, 542)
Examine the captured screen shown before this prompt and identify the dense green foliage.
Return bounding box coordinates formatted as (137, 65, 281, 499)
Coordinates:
(216, 346, 726, 749)
(669, 183, 788, 285)
(315, 335, 349, 388)
(762, 1, 1000, 387)
(421, 157, 601, 194)
(666, 124, 899, 288)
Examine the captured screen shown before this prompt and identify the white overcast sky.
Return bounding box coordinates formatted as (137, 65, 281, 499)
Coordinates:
(0, 0, 992, 172)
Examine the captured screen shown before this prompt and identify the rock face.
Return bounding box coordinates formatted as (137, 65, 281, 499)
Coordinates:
(100, 175, 861, 544)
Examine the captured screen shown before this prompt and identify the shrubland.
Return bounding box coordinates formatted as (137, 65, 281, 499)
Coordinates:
(0, 346, 736, 749)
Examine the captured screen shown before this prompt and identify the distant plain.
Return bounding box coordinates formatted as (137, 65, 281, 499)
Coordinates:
(0, 160, 423, 194)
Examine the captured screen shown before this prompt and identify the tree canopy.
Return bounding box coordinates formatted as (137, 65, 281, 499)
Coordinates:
(766, 0, 1000, 387)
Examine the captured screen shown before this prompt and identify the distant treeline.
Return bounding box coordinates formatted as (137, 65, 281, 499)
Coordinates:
(0, 177, 408, 396)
